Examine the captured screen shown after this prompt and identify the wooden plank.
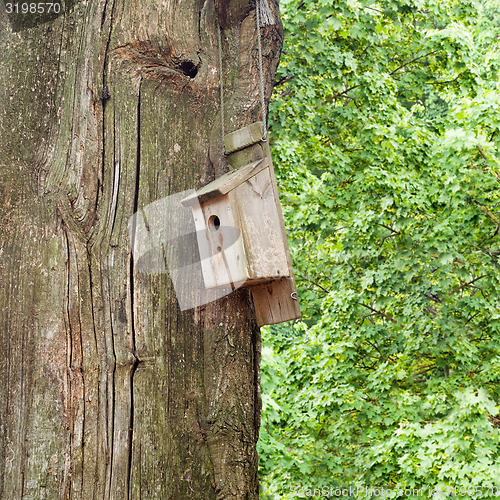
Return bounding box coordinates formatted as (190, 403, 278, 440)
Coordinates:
(250, 278, 301, 326)
(224, 121, 265, 154)
(180, 158, 268, 207)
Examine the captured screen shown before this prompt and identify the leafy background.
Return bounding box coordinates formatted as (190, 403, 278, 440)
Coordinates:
(258, 0, 500, 497)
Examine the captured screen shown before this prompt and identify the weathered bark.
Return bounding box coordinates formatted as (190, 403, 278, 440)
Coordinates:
(0, 0, 283, 498)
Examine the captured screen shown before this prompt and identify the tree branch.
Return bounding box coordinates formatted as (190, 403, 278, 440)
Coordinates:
(297, 274, 329, 295)
(358, 303, 398, 324)
(377, 223, 401, 235)
(451, 275, 487, 294)
(274, 75, 295, 88)
(321, 84, 362, 106)
(390, 50, 439, 76)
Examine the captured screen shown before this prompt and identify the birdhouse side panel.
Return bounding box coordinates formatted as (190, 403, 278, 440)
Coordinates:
(231, 168, 290, 282)
(193, 195, 248, 289)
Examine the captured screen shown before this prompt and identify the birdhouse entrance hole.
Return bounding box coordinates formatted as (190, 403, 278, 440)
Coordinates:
(208, 215, 221, 231)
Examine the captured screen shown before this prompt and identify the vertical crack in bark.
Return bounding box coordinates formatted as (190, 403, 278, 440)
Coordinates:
(101, 0, 109, 28)
(85, 245, 100, 500)
(62, 223, 73, 499)
(198, 4, 204, 42)
(101, 0, 115, 194)
(127, 78, 142, 500)
(100, 8, 118, 496)
(86, 249, 99, 354)
(60, 216, 87, 498)
(75, 249, 86, 499)
(106, 265, 117, 500)
(109, 111, 120, 240)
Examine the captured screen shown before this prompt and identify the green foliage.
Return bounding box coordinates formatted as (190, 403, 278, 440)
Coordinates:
(259, 0, 500, 497)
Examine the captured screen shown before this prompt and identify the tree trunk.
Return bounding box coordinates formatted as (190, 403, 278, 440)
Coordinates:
(0, 1, 282, 498)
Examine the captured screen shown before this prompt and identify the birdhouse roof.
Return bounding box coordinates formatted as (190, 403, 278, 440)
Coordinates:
(180, 158, 269, 207)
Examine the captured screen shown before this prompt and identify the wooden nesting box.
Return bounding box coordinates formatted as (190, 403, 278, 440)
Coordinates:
(181, 157, 289, 288)
(181, 122, 301, 326)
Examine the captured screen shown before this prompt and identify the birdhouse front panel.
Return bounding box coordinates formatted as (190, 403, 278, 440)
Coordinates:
(190, 193, 248, 289)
